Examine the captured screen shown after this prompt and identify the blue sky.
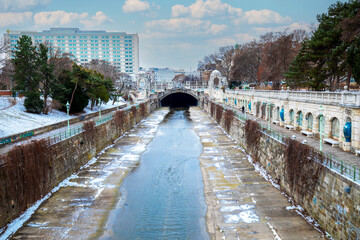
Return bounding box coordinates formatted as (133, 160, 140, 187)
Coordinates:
(0, 0, 345, 70)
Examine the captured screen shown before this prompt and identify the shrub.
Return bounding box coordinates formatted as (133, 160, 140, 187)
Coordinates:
(215, 104, 223, 123)
(24, 91, 44, 114)
(83, 120, 97, 141)
(139, 103, 146, 118)
(224, 109, 234, 132)
(285, 139, 324, 200)
(131, 106, 137, 122)
(114, 110, 125, 130)
(244, 119, 261, 162)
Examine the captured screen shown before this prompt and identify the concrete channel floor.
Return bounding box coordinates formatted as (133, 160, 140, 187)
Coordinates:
(190, 107, 326, 239)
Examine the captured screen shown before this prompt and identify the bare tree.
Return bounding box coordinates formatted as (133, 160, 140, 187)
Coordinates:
(230, 41, 262, 85)
(198, 46, 235, 86)
(0, 37, 11, 89)
(257, 30, 305, 89)
(0, 37, 9, 66)
(85, 59, 119, 82)
(217, 46, 235, 83)
(0, 59, 14, 90)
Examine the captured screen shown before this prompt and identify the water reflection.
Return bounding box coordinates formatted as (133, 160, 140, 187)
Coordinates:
(102, 109, 209, 240)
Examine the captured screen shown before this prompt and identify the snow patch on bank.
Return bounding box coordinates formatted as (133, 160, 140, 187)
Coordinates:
(0, 96, 126, 138)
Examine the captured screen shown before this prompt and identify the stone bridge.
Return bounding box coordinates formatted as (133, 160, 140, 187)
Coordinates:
(157, 88, 201, 107)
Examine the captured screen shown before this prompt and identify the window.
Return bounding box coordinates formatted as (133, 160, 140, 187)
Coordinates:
(297, 111, 303, 126)
(331, 118, 340, 138)
(289, 110, 294, 124)
(307, 113, 313, 130)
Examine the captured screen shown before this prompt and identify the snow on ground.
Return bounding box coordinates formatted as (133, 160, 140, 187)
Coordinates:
(0, 97, 11, 109)
(0, 96, 127, 138)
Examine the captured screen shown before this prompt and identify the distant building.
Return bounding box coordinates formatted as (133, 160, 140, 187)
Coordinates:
(4, 28, 139, 74)
(151, 68, 175, 84)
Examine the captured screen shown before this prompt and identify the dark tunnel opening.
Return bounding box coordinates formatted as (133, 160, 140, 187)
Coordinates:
(161, 93, 198, 108)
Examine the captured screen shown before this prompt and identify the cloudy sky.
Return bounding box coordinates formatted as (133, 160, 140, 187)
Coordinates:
(0, 0, 344, 70)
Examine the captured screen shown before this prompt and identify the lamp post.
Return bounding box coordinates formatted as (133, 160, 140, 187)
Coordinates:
(98, 97, 102, 119)
(116, 95, 119, 111)
(268, 100, 271, 130)
(66, 101, 70, 134)
(244, 102, 247, 120)
(319, 105, 324, 151)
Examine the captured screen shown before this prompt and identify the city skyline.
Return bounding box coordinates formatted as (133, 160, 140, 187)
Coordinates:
(0, 0, 346, 70)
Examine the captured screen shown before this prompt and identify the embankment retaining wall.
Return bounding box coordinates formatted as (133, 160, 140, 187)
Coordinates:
(202, 100, 360, 240)
(0, 100, 158, 231)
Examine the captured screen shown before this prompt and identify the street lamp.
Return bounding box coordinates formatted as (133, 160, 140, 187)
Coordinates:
(268, 100, 271, 130)
(98, 97, 102, 119)
(116, 95, 119, 111)
(319, 105, 324, 151)
(66, 101, 70, 133)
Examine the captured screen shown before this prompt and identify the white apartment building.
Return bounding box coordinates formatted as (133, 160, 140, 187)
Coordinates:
(4, 28, 139, 74)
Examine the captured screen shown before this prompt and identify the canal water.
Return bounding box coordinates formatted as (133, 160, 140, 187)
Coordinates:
(102, 109, 209, 240)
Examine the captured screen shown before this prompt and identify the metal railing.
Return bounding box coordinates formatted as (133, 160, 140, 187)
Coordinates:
(50, 125, 83, 144)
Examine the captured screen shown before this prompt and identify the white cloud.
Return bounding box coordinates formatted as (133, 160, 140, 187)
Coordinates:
(146, 18, 211, 32)
(254, 22, 312, 34)
(0, 12, 33, 27)
(234, 9, 291, 25)
(80, 11, 113, 28)
(122, 0, 150, 13)
(0, 0, 50, 10)
(234, 33, 256, 42)
(139, 31, 177, 40)
(207, 33, 256, 46)
(207, 37, 237, 46)
(145, 18, 229, 36)
(33, 11, 112, 28)
(172, 0, 242, 19)
(207, 24, 227, 35)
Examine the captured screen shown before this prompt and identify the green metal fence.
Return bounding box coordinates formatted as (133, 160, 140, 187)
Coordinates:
(95, 115, 112, 126)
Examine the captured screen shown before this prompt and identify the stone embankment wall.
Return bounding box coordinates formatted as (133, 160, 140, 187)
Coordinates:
(202, 100, 360, 240)
(0, 100, 158, 231)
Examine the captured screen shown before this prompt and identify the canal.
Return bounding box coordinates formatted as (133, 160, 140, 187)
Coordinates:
(101, 109, 209, 239)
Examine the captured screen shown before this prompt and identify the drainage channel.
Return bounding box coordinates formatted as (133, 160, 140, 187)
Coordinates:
(101, 108, 209, 240)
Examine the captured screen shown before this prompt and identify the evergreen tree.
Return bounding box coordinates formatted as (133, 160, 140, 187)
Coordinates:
(12, 35, 38, 93)
(52, 69, 89, 113)
(37, 44, 54, 114)
(285, 0, 360, 90)
(23, 91, 44, 114)
(346, 37, 360, 83)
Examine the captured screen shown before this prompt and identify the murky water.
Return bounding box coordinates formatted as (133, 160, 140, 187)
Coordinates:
(102, 109, 209, 240)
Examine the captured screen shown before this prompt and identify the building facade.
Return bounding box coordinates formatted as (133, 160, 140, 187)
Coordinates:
(4, 28, 139, 74)
(209, 86, 360, 153)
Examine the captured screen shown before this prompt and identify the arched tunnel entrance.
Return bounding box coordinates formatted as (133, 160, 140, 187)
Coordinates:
(161, 92, 198, 108)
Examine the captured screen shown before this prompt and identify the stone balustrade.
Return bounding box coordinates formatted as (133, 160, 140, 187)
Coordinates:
(226, 89, 360, 108)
